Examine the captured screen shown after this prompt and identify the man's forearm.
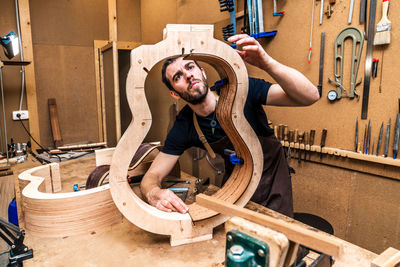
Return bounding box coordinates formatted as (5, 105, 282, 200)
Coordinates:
(263, 59, 319, 106)
(140, 172, 161, 203)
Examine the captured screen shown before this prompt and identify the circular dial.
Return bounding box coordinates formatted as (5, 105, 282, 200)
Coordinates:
(327, 90, 338, 101)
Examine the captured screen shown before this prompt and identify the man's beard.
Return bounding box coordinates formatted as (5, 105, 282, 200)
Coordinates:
(176, 76, 209, 105)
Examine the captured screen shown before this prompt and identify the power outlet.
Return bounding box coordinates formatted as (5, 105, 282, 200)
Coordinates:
(12, 110, 29, 120)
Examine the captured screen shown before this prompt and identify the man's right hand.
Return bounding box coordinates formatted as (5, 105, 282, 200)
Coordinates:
(147, 187, 189, 214)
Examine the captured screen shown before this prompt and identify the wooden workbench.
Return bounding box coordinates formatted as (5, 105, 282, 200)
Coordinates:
(12, 155, 377, 266)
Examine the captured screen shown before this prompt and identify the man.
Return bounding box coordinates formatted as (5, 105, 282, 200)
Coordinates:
(140, 34, 319, 217)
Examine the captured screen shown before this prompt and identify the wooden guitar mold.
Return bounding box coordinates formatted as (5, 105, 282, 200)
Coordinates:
(109, 24, 264, 246)
(18, 160, 122, 238)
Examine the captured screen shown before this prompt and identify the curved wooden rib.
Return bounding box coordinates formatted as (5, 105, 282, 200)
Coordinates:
(18, 162, 122, 237)
(109, 24, 263, 246)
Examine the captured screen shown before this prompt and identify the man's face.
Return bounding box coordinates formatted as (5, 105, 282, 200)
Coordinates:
(165, 57, 208, 105)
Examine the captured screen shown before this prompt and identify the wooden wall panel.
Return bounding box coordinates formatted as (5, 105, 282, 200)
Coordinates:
(291, 160, 400, 254)
(117, 0, 141, 42)
(140, 0, 177, 44)
(33, 45, 99, 146)
(29, 0, 108, 46)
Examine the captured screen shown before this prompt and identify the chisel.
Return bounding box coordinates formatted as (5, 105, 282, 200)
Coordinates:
(288, 130, 294, 159)
(309, 129, 315, 160)
(294, 129, 298, 159)
(376, 122, 383, 156)
(366, 120, 371, 154)
(320, 129, 327, 159)
(317, 32, 325, 97)
(354, 117, 359, 152)
(393, 99, 400, 158)
(283, 125, 289, 156)
(298, 131, 304, 163)
(304, 131, 310, 161)
(363, 125, 367, 153)
(384, 119, 391, 157)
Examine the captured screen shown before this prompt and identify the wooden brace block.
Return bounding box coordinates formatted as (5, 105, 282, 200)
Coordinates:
(371, 247, 400, 267)
(50, 163, 61, 193)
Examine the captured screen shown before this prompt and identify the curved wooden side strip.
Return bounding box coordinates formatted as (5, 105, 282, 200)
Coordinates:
(18, 163, 122, 237)
(109, 24, 263, 245)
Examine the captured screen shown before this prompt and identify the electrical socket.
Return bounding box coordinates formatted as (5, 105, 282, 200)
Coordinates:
(12, 110, 29, 120)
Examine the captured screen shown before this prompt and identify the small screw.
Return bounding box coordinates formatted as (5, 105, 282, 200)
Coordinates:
(258, 249, 265, 257)
(230, 245, 244, 256)
(227, 234, 233, 242)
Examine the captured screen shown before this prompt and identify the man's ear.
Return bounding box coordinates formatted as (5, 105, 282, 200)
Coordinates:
(170, 90, 180, 100)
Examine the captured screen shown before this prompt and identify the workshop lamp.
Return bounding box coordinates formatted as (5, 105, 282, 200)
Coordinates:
(0, 31, 20, 59)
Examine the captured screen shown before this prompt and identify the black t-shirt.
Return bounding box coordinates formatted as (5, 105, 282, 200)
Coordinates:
(162, 77, 274, 155)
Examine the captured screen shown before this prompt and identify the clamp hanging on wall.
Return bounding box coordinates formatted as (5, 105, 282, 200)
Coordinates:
(246, 0, 277, 39)
(328, 27, 364, 101)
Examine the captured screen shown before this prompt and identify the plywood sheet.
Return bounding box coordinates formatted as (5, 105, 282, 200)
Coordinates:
(29, 0, 108, 46)
(291, 159, 400, 254)
(33, 44, 99, 146)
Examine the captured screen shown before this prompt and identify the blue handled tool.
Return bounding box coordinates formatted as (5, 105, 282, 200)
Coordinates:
(224, 149, 244, 165)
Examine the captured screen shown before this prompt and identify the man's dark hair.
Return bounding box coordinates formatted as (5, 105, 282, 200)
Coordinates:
(161, 56, 202, 92)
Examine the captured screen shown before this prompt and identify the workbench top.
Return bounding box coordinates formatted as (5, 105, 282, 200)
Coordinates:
(25, 219, 226, 267)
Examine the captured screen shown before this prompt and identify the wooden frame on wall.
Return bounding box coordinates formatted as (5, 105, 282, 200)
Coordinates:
(93, 40, 141, 145)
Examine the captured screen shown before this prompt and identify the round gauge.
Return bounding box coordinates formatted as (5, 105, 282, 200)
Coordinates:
(327, 90, 338, 101)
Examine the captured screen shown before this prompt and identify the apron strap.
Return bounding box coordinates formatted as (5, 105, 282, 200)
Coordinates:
(193, 112, 216, 159)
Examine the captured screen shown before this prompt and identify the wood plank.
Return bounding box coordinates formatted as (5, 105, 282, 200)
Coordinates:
(17, 0, 40, 151)
(112, 41, 121, 142)
(196, 194, 343, 257)
(0, 171, 14, 220)
(371, 247, 400, 267)
(48, 98, 63, 148)
(108, 0, 117, 41)
(94, 40, 108, 143)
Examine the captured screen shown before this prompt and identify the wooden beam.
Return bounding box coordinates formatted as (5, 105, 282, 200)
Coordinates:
(196, 194, 343, 258)
(112, 41, 121, 142)
(48, 98, 63, 148)
(107, 0, 121, 142)
(17, 0, 40, 151)
(94, 40, 108, 143)
(108, 0, 117, 41)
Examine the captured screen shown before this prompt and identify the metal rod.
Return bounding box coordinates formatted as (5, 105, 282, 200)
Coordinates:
(15, 0, 26, 111)
(348, 0, 355, 24)
(0, 67, 9, 165)
(257, 0, 264, 33)
(320, 0, 324, 25)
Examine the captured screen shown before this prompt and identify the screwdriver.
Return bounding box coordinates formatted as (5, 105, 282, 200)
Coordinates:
(320, 129, 327, 159)
(309, 130, 316, 160)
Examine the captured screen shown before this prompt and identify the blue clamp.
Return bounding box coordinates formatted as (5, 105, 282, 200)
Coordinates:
(224, 149, 244, 165)
(250, 31, 278, 39)
(73, 184, 80, 191)
(210, 78, 228, 94)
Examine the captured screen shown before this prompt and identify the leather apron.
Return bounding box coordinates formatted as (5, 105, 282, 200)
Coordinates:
(209, 135, 294, 218)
